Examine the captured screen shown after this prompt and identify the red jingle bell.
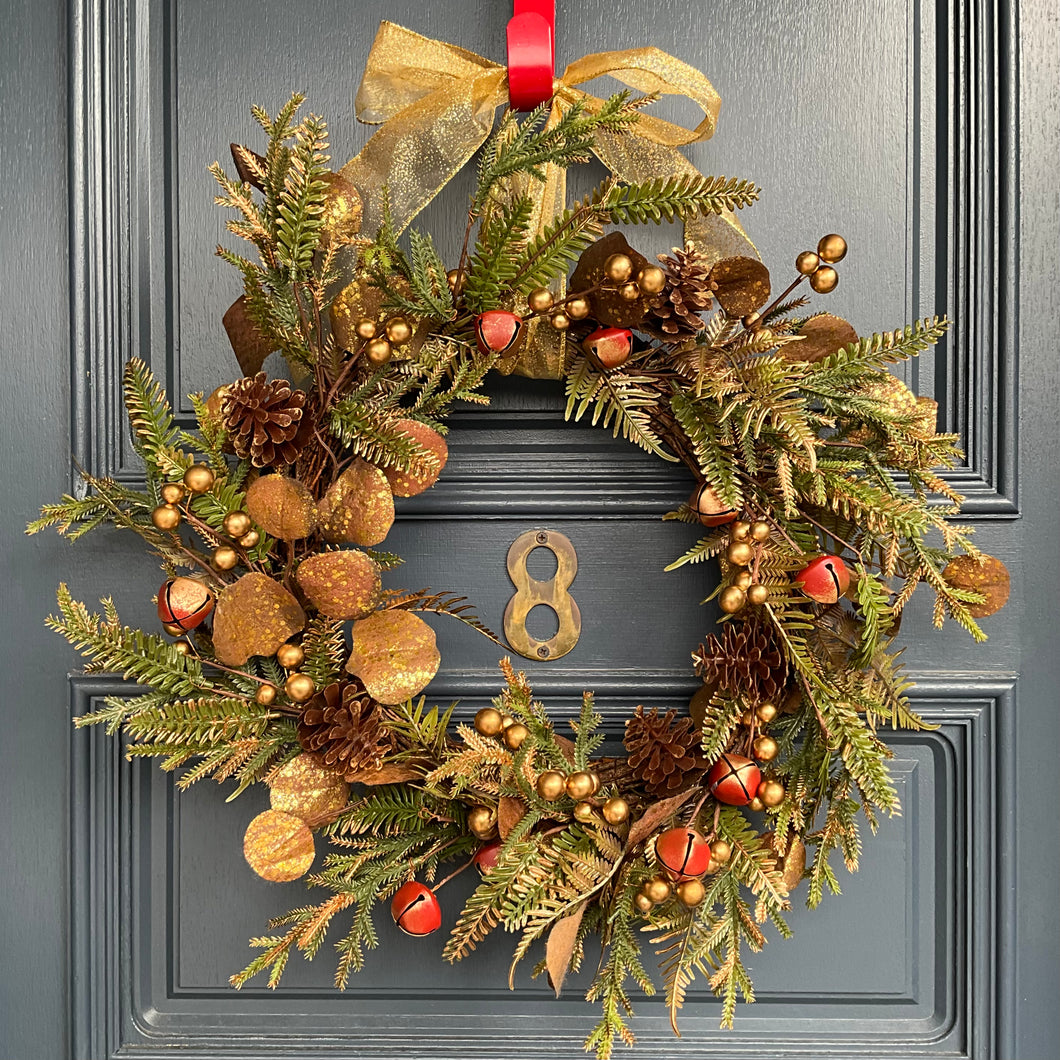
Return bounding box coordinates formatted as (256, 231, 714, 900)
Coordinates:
(473, 839, 503, 874)
(475, 310, 524, 354)
(688, 482, 738, 527)
(706, 753, 762, 806)
(157, 577, 215, 632)
(796, 555, 851, 604)
(583, 327, 633, 370)
(655, 826, 712, 881)
(390, 881, 442, 937)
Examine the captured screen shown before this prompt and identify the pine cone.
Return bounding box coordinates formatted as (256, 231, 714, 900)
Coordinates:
(692, 621, 789, 705)
(646, 243, 714, 337)
(297, 679, 393, 780)
(221, 372, 309, 468)
(624, 706, 707, 796)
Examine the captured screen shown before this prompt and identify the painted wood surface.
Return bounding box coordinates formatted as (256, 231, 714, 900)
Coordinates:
(1, 0, 1058, 1057)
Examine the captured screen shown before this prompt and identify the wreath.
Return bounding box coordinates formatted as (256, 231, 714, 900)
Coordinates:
(31, 22, 1012, 1056)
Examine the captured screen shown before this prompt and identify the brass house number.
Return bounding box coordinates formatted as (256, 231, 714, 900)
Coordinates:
(503, 529, 581, 660)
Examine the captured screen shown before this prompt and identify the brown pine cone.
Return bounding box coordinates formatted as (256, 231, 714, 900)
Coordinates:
(624, 705, 707, 796)
(297, 679, 393, 780)
(646, 242, 714, 337)
(221, 372, 309, 468)
(692, 621, 789, 705)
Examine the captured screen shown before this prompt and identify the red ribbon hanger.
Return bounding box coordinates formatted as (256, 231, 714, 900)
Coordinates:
(506, 0, 555, 110)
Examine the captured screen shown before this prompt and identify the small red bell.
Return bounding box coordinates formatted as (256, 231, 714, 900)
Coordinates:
(583, 327, 633, 370)
(796, 555, 851, 603)
(157, 577, 215, 632)
(475, 311, 524, 354)
(655, 826, 712, 881)
(706, 753, 762, 806)
(473, 839, 503, 874)
(390, 881, 442, 936)
(688, 482, 738, 527)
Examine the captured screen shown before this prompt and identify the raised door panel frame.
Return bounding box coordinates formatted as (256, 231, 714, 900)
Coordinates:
(69, 674, 1017, 1059)
(68, 0, 1020, 516)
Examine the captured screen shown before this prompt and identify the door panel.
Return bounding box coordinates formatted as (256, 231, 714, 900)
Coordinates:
(3, 0, 1057, 1058)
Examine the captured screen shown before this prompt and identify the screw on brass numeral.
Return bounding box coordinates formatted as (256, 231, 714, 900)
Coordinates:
(503, 529, 581, 661)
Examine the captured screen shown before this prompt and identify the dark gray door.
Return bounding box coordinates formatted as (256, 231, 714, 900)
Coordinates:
(2, 1, 1058, 1057)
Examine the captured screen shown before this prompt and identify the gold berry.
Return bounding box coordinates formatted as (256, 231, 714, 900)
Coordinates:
(566, 297, 591, 320)
(733, 570, 753, 590)
(468, 806, 496, 839)
(172, 640, 192, 656)
(474, 707, 504, 737)
(676, 878, 706, 907)
(365, 337, 392, 365)
(747, 583, 770, 606)
(753, 735, 779, 762)
(758, 779, 786, 807)
(589, 771, 602, 794)
(634, 892, 654, 914)
(160, 482, 184, 504)
(565, 771, 595, 800)
(527, 287, 554, 312)
(810, 266, 839, 294)
(756, 702, 778, 724)
(740, 710, 755, 726)
(602, 797, 630, 824)
(636, 265, 666, 293)
(239, 529, 261, 549)
(504, 722, 529, 750)
(742, 312, 761, 329)
(446, 268, 467, 294)
(536, 770, 567, 801)
(719, 586, 747, 613)
(710, 838, 732, 864)
(730, 520, 751, 541)
(212, 546, 238, 570)
(604, 253, 634, 283)
(817, 233, 848, 263)
(750, 520, 771, 542)
(162, 621, 186, 637)
(276, 642, 305, 669)
(385, 317, 413, 345)
(151, 504, 181, 531)
(618, 282, 640, 301)
(183, 464, 215, 493)
(573, 800, 597, 823)
(549, 311, 571, 330)
(284, 673, 316, 703)
(795, 250, 820, 275)
(354, 318, 377, 340)
(255, 683, 278, 706)
(726, 541, 754, 566)
(644, 876, 672, 903)
(750, 796, 765, 812)
(223, 510, 252, 538)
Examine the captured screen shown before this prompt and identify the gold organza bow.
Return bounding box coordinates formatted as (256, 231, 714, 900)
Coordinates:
(339, 21, 755, 377)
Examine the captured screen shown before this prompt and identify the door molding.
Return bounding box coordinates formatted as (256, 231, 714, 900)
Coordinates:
(67, 0, 1020, 516)
(69, 673, 1017, 1059)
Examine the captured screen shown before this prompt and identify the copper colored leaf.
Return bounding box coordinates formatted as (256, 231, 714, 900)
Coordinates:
(786, 313, 858, 363)
(318, 460, 395, 546)
(344, 761, 421, 785)
(545, 901, 587, 998)
(625, 790, 695, 850)
(346, 610, 440, 704)
(942, 553, 1010, 617)
(554, 733, 577, 765)
(498, 795, 527, 839)
(380, 420, 448, 497)
(223, 295, 275, 377)
(212, 572, 307, 665)
(244, 475, 318, 541)
(709, 256, 771, 317)
(296, 550, 382, 620)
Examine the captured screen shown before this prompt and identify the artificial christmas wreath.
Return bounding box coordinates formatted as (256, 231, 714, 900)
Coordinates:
(29, 19, 1012, 1056)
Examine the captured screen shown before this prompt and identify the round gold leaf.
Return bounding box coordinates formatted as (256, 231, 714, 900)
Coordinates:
(244, 475, 318, 541)
(296, 549, 382, 620)
(708, 256, 771, 317)
(268, 753, 349, 822)
(786, 313, 858, 363)
(346, 610, 441, 704)
(243, 809, 315, 882)
(943, 553, 1011, 617)
(381, 420, 448, 498)
(317, 459, 395, 546)
(212, 572, 307, 666)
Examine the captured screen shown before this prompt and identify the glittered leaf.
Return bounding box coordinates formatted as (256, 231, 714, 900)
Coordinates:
(244, 475, 318, 541)
(345, 761, 421, 785)
(786, 313, 858, 363)
(380, 420, 448, 497)
(346, 610, 440, 704)
(318, 460, 395, 546)
(709, 256, 771, 317)
(268, 752, 349, 822)
(942, 553, 1010, 617)
(243, 809, 315, 882)
(296, 550, 382, 620)
(212, 572, 307, 665)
